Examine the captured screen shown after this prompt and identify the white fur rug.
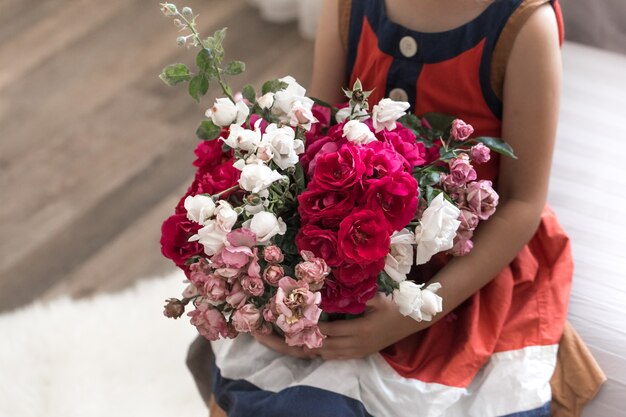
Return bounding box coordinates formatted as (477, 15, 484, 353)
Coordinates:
(0, 272, 207, 417)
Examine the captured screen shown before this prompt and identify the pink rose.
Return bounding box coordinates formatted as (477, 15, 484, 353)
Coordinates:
(295, 250, 331, 291)
(450, 119, 474, 141)
(263, 245, 284, 263)
(466, 180, 499, 220)
(375, 123, 427, 169)
(189, 303, 235, 341)
(337, 209, 390, 264)
(203, 274, 228, 302)
(295, 225, 341, 267)
(312, 143, 365, 191)
(225, 281, 248, 308)
(226, 228, 257, 248)
(449, 229, 474, 256)
(263, 264, 285, 286)
(361, 172, 419, 232)
(232, 304, 262, 333)
(470, 143, 491, 164)
(240, 275, 265, 297)
(458, 208, 479, 231)
(444, 154, 477, 188)
(284, 325, 325, 349)
(275, 277, 322, 334)
(361, 141, 406, 178)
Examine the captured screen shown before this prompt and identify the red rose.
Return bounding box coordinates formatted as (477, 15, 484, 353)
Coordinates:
(320, 275, 378, 314)
(193, 140, 229, 175)
(298, 186, 356, 225)
(334, 260, 384, 288)
(361, 172, 419, 232)
(304, 104, 331, 143)
(376, 124, 427, 169)
(313, 143, 365, 191)
(362, 141, 407, 178)
(160, 214, 204, 269)
(191, 161, 240, 196)
(295, 225, 342, 267)
(337, 209, 390, 263)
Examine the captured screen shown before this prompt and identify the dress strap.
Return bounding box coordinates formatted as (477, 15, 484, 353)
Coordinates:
(490, 0, 564, 99)
(339, 0, 353, 52)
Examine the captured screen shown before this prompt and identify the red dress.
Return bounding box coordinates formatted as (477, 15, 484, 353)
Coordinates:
(209, 1, 573, 416)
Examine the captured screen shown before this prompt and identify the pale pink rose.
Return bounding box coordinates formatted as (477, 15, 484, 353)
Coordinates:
(188, 259, 211, 287)
(284, 325, 325, 349)
(449, 229, 474, 256)
(204, 275, 228, 302)
(275, 277, 322, 335)
(288, 100, 318, 131)
(225, 282, 248, 308)
(232, 304, 262, 333)
(241, 275, 265, 297)
(263, 264, 285, 286)
(458, 209, 479, 231)
(470, 143, 491, 164)
(227, 228, 257, 248)
(188, 303, 234, 341)
(262, 305, 277, 323)
(248, 248, 262, 278)
(295, 250, 330, 291)
(263, 245, 284, 263)
(218, 246, 253, 269)
(450, 119, 474, 141)
(444, 154, 477, 188)
(466, 180, 499, 220)
(182, 283, 200, 299)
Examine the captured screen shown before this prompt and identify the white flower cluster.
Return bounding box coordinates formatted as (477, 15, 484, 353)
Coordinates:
(186, 196, 238, 255)
(385, 193, 460, 322)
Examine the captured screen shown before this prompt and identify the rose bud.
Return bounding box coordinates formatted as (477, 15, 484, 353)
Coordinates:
(263, 245, 284, 263)
(450, 119, 474, 141)
(163, 298, 185, 319)
(469, 143, 491, 164)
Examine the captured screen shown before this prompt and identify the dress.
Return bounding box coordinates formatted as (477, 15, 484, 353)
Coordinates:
(209, 1, 573, 416)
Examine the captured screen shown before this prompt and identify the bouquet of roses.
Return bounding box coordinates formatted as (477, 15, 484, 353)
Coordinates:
(159, 3, 514, 349)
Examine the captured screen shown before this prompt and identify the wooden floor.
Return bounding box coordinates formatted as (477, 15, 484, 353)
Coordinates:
(0, 0, 313, 312)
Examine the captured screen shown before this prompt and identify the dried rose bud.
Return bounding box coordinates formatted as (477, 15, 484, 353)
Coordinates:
(163, 298, 185, 319)
(263, 245, 284, 263)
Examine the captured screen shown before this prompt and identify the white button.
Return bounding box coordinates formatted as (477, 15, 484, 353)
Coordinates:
(389, 88, 408, 102)
(399, 36, 418, 58)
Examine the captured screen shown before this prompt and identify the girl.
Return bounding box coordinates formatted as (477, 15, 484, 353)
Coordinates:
(206, 0, 574, 415)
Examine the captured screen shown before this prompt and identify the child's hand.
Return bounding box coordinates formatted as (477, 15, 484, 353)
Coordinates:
(312, 293, 429, 360)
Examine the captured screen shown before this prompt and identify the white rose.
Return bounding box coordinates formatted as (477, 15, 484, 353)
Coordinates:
(393, 281, 442, 322)
(205, 98, 249, 127)
(384, 229, 416, 282)
(371, 98, 410, 132)
(288, 100, 318, 131)
(214, 200, 238, 232)
(184, 195, 215, 225)
(223, 124, 261, 152)
(343, 120, 376, 145)
(244, 211, 287, 243)
(261, 124, 301, 170)
(238, 161, 284, 193)
(188, 221, 228, 256)
(335, 104, 369, 123)
(257, 92, 275, 109)
(272, 76, 314, 115)
(415, 193, 461, 265)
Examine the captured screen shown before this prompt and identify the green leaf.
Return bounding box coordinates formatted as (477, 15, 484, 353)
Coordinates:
(418, 171, 442, 187)
(262, 79, 288, 95)
(196, 120, 222, 140)
(242, 84, 256, 102)
(424, 186, 442, 205)
(196, 49, 211, 72)
(293, 163, 306, 192)
(398, 113, 422, 131)
(159, 63, 191, 86)
(188, 75, 209, 102)
(473, 136, 517, 159)
(224, 60, 245, 76)
(421, 112, 455, 132)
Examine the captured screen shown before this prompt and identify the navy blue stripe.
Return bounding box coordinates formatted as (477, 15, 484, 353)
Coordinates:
(500, 402, 551, 417)
(212, 364, 375, 417)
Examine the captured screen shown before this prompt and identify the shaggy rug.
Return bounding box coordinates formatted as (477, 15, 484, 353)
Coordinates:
(0, 272, 207, 417)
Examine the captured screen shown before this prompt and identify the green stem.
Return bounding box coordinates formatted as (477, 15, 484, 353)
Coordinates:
(212, 184, 241, 200)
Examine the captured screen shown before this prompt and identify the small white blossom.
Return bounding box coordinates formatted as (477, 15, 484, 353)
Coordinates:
(261, 124, 303, 170)
(189, 221, 228, 256)
(214, 200, 238, 232)
(184, 195, 215, 225)
(372, 98, 410, 132)
(343, 120, 376, 145)
(384, 229, 416, 282)
(206, 98, 249, 127)
(223, 124, 261, 152)
(415, 193, 461, 265)
(393, 281, 443, 322)
(257, 92, 275, 110)
(238, 161, 284, 193)
(243, 211, 287, 243)
(335, 104, 369, 123)
(272, 76, 314, 116)
(288, 100, 318, 131)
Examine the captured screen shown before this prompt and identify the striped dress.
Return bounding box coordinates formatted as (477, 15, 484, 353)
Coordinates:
(209, 1, 573, 415)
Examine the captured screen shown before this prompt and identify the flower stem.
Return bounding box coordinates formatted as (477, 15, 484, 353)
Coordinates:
(212, 184, 241, 200)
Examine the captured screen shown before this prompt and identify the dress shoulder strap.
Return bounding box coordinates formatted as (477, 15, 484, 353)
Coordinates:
(490, 0, 564, 99)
